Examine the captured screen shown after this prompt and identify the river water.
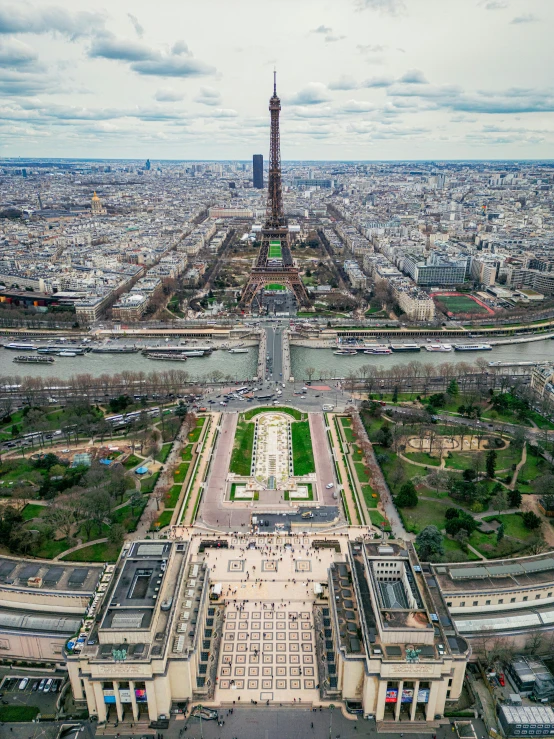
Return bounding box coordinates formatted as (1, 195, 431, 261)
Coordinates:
(290, 339, 554, 379)
(0, 347, 259, 382)
(1, 338, 552, 382)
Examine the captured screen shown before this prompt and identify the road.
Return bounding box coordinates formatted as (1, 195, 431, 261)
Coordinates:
(265, 324, 283, 381)
(309, 412, 339, 506)
(197, 412, 250, 531)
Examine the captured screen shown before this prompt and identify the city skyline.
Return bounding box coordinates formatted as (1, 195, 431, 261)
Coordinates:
(0, 0, 552, 159)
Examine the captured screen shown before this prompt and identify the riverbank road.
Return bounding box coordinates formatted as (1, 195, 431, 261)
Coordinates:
(197, 412, 249, 531)
(309, 412, 340, 507)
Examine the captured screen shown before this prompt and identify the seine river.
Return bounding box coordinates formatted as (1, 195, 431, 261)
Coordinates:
(0, 347, 259, 382)
(290, 339, 554, 380)
(0, 338, 552, 382)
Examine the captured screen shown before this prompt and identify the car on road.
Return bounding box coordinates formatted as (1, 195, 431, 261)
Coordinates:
(219, 402, 227, 406)
(326, 483, 334, 489)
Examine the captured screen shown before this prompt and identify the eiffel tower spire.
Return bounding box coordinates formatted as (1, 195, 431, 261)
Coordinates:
(266, 70, 284, 229)
(240, 74, 310, 312)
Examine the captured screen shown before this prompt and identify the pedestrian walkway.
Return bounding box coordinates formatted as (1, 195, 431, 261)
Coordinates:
(327, 414, 359, 524)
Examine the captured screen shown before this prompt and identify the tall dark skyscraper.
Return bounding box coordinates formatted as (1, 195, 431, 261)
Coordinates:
(145, 159, 151, 171)
(252, 154, 263, 189)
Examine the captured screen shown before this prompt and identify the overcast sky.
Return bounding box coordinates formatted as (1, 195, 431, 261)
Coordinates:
(1, 0, 553, 160)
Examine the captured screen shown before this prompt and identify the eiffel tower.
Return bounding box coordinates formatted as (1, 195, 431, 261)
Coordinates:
(240, 73, 310, 311)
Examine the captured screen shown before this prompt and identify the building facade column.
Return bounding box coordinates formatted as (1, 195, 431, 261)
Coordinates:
(145, 681, 158, 721)
(376, 680, 388, 721)
(113, 681, 124, 722)
(395, 681, 403, 721)
(129, 681, 139, 722)
(93, 682, 107, 723)
(426, 681, 440, 722)
(410, 681, 420, 722)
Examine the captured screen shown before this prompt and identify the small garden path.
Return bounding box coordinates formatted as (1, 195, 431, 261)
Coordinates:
(53, 537, 108, 561)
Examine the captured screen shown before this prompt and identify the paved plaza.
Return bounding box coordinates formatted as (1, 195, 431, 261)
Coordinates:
(202, 535, 347, 704)
(216, 602, 318, 702)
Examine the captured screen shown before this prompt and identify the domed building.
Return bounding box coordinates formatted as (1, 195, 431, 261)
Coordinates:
(91, 191, 105, 216)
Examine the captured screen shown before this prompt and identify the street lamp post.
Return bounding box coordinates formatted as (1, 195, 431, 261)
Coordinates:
(329, 704, 334, 739)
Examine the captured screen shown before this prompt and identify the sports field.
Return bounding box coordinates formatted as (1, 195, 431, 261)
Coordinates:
(435, 294, 490, 315)
(269, 240, 282, 258)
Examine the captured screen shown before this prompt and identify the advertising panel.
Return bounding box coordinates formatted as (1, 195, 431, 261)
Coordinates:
(417, 689, 430, 703)
(119, 690, 132, 703)
(385, 689, 398, 703)
(135, 689, 147, 702)
(401, 689, 414, 703)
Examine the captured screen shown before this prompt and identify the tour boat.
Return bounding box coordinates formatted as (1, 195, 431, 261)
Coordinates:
(145, 353, 188, 362)
(228, 348, 249, 354)
(390, 344, 421, 352)
(13, 355, 55, 364)
(364, 346, 392, 355)
(453, 344, 493, 352)
(334, 349, 358, 356)
(4, 342, 37, 351)
(425, 344, 453, 352)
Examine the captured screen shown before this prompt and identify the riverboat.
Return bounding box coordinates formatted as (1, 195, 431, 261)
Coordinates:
(453, 344, 493, 352)
(333, 349, 358, 356)
(364, 346, 392, 355)
(13, 355, 55, 364)
(425, 344, 453, 352)
(390, 344, 421, 352)
(145, 353, 188, 362)
(228, 348, 249, 354)
(91, 346, 139, 353)
(4, 342, 37, 351)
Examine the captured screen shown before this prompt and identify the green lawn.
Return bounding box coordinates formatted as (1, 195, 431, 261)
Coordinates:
(353, 461, 371, 483)
(361, 483, 379, 508)
(482, 513, 532, 540)
(379, 453, 423, 493)
(403, 452, 441, 467)
(110, 500, 146, 531)
(155, 442, 173, 464)
(0, 706, 39, 722)
(368, 509, 390, 531)
(230, 420, 255, 476)
(340, 416, 355, 442)
(61, 541, 121, 563)
(494, 445, 522, 470)
(244, 406, 303, 421)
(443, 452, 475, 471)
(265, 283, 285, 290)
(140, 471, 160, 493)
(35, 537, 71, 559)
(268, 241, 282, 259)
(151, 509, 173, 529)
(187, 417, 206, 443)
(441, 537, 481, 561)
(182, 445, 194, 461)
(174, 462, 190, 483)
(397, 497, 446, 535)
(123, 454, 142, 470)
(21, 503, 47, 520)
(291, 421, 315, 476)
(166, 484, 182, 508)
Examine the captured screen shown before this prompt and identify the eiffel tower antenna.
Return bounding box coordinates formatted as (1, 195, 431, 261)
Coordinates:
(240, 73, 310, 312)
